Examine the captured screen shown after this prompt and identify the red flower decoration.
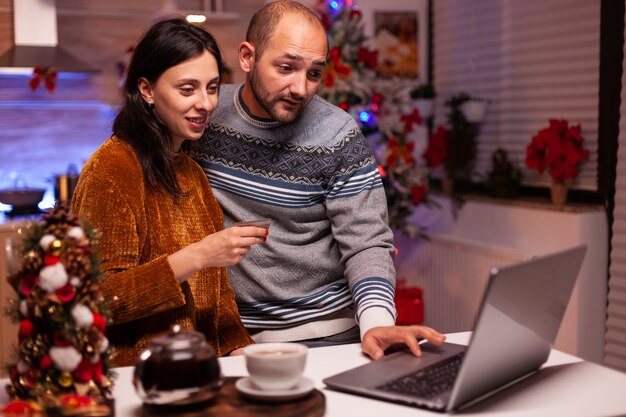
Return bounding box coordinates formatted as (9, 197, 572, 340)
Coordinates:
(525, 119, 589, 181)
(1, 400, 41, 414)
(44, 254, 60, 266)
(19, 274, 38, 296)
(385, 137, 415, 167)
(18, 319, 34, 340)
(410, 185, 427, 205)
(59, 393, 97, 408)
(92, 312, 107, 333)
(53, 332, 72, 347)
(56, 283, 76, 303)
(324, 47, 352, 88)
(73, 359, 103, 384)
(400, 108, 423, 133)
(358, 47, 378, 69)
(423, 125, 450, 168)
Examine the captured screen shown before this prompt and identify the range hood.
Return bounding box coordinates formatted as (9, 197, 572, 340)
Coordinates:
(0, 0, 98, 74)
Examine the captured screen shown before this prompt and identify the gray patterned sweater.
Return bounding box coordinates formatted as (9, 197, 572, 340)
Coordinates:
(189, 83, 397, 342)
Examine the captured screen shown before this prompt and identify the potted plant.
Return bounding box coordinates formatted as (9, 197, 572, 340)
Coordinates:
(409, 83, 436, 119)
(525, 119, 589, 205)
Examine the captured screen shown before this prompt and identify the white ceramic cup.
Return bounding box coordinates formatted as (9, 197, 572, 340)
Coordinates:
(243, 342, 308, 391)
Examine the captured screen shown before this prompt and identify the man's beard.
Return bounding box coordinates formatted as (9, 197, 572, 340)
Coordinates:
(249, 67, 306, 123)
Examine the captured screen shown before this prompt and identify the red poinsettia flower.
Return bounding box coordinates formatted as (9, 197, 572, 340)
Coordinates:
(525, 119, 589, 181)
(56, 282, 76, 303)
(423, 125, 449, 168)
(358, 46, 378, 69)
(385, 137, 415, 167)
(400, 108, 423, 133)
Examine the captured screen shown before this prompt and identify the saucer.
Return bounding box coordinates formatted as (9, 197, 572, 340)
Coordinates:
(235, 377, 315, 402)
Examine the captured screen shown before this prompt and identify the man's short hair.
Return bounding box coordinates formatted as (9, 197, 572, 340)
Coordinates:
(246, 0, 327, 59)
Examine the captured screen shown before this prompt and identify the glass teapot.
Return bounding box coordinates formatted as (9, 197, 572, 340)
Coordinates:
(133, 325, 223, 406)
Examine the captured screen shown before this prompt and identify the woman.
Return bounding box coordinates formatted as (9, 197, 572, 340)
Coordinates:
(71, 18, 266, 366)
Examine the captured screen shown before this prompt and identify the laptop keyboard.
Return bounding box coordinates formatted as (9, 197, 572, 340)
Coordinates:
(376, 352, 465, 399)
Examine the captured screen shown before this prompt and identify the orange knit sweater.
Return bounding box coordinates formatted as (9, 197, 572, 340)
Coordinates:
(71, 136, 253, 366)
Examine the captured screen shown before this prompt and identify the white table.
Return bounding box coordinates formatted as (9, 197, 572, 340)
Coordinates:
(2, 332, 626, 416)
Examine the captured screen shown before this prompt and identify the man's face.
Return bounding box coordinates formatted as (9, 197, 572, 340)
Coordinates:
(247, 15, 327, 123)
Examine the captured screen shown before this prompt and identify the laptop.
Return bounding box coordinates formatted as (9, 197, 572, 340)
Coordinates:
(323, 245, 587, 412)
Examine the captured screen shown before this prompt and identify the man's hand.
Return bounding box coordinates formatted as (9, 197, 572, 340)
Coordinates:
(362, 325, 446, 360)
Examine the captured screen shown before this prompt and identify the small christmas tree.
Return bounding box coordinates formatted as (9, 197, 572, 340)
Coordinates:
(317, 0, 432, 237)
(3, 206, 114, 416)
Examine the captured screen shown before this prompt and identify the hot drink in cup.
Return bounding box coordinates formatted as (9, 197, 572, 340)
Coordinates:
(243, 343, 307, 391)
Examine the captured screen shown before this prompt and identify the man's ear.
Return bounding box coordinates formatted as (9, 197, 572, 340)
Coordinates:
(239, 41, 255, 74)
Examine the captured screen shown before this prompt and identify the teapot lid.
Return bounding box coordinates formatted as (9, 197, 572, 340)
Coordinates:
(150, 324, 207, 351)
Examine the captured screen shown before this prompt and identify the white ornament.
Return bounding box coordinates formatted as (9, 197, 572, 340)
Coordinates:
(39, 262, 69, 293)
(99, 337, 109, 353)
(50, 345, 82, 372)
(67, 226, 85, 241)
(17, 360, 29, 373)
(71, 304, 94, 329)
(19, 300, 28, 317)
(70, 276, 82, 287)
(39, 234, 56, 250)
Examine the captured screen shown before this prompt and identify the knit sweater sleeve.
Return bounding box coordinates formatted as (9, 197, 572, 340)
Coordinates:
(71, 140, 186, 326)
(324, 126, 398, 338)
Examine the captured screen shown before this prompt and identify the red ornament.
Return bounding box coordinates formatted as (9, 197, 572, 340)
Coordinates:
(18, 319, 34, 340)
(350, 8, 362, 19)
(92, 312, 107, 333)
(338, 102, 349, 111)
(40, 355, 52, 369)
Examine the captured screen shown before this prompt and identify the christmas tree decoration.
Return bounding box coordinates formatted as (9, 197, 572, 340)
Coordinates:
(317, 0, 432, 237)
(3, 205, 114, 416)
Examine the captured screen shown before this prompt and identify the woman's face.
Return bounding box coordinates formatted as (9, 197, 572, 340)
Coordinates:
(139, 50, 220, 151)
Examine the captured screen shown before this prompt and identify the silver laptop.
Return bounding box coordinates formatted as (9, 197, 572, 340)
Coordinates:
(323, 245, 587, 412)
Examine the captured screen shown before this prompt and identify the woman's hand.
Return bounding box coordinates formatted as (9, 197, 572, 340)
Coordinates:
(168, 225, 268, 282)
(196, 226, 268, 267)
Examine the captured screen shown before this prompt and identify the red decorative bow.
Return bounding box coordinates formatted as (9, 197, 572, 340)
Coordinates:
(29, 66, 58, 93)
(324, 47, 352, 88)
(385, 137, 415, 167)
(400, 108, 423, 132)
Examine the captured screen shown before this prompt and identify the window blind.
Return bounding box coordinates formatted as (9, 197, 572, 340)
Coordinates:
(432, 0, 600, 190)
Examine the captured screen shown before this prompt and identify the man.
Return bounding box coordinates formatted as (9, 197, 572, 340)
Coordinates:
(190, 0, 444, 359)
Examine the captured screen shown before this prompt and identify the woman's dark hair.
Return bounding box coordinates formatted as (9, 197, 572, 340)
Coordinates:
(113, 18, 223, 198)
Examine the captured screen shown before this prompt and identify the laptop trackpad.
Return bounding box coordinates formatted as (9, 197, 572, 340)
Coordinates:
(328, 342, 467, 388)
